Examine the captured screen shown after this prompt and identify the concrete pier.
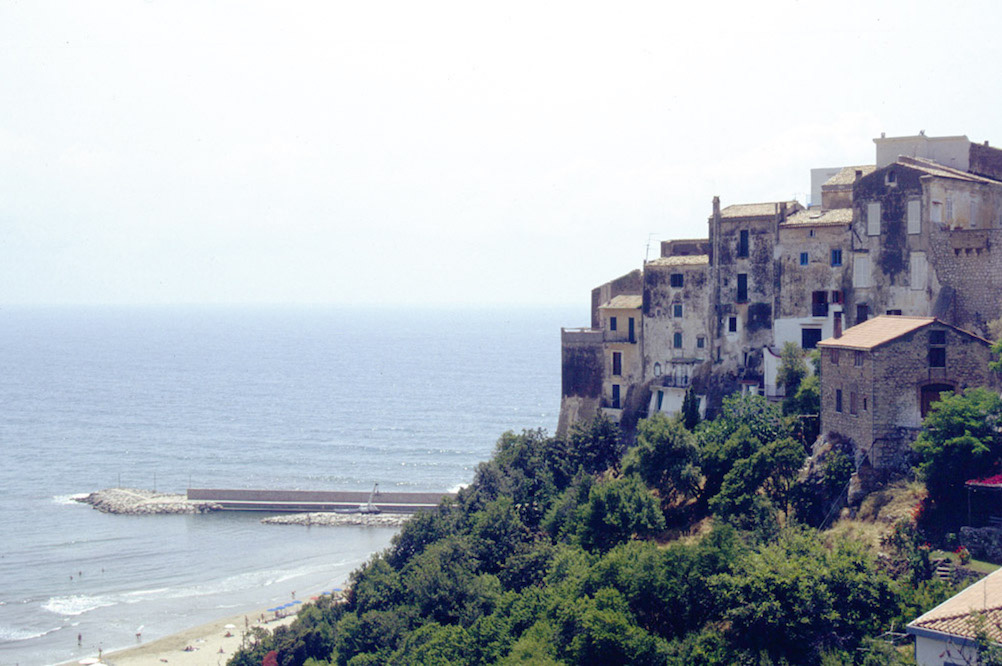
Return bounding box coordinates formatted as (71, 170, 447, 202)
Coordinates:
(186, 488, 455, 514)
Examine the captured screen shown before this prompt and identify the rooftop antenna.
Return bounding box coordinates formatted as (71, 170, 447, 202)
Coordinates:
(645, 233, 658, 264)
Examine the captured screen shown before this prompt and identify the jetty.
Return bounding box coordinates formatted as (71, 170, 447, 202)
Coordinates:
(186, 488, 455, 514)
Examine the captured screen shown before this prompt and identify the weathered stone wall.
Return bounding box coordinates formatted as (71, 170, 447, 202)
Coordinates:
(970, 141, 1002, 181)
(822, 324, 997, 470)
(820, 345, 875, 466)
(713, 216, 779, 376)
(777, 224, 850, 319)
(590, 270, 642, 328)
(642, 260, 710, 379)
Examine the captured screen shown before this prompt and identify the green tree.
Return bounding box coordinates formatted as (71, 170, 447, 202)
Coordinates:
(567, 414, 624, 476)
(719, 527, 898, 663)
(622, 415, 701, 508)
(776, 341, 808, 398)
(681, 388, 701, 431)
(913, 387, 1002, 506)
(577, 475, 666, 551)
(697, 394, 790, 503)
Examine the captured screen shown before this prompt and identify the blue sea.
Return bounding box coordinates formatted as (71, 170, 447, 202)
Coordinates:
(0, 305, 578, 666)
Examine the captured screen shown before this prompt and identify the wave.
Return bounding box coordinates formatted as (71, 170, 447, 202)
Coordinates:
(50, 493, 90, 505)
(0, 623, 61, 642)
(42, 594, 115, 616)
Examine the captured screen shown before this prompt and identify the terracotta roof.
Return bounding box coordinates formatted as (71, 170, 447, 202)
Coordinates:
(720, 201, 802, 219)
(908, 567, 1002, 643)
(822, 165, 876, 187)
(817, 315, 935, 350)
(781, 208, 853, 227)
(647, 255, 710, 267)
(899, 156, 1002, 185)
(599, 295, 642, 310)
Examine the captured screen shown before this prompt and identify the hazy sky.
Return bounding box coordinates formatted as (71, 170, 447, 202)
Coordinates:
(2, 1, 1001, 308)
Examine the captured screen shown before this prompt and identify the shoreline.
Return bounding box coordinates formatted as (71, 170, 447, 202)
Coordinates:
(62, 606, 305, 666)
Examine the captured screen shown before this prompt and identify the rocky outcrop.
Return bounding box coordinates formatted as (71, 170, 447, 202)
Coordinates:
(261, 512, 410, 527)
(77, 488, 221, 515)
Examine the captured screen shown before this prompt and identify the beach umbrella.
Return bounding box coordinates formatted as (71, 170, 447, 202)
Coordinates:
(290, 600, 302, 605)
(266, 606, 280, 612)
(224, 624, 236, 629)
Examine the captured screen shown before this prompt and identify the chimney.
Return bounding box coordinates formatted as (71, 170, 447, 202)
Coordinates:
(854, 169, 863, 183)
(833, 311, 842, 339)
(712, 195, 720, 217)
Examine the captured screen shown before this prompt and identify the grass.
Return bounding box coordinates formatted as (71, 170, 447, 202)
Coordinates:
(930, 549, 1000, 575)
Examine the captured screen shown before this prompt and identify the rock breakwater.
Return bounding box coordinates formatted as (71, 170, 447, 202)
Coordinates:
(77, 488, 221, 515)
(261, 512, 411, 527)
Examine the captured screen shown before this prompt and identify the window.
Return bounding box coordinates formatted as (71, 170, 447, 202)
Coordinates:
(728, 316, 738, 333)
(831, 249, 843, 266)
(673, 332, 683, 349)
(799, 252, 809, 266)
(929, 329, 946, 368)
(855, 350, 864, 367)
(809, 229, 815, 238)
(656, 390, 664, 411)
(697, 336, 705, 349)
(863, 397, 867, 411)
(907, 199, 921, 234)
(628, 318, 636, 343)
(609, 316, 617, 331)
(831, 290, 843, 305)
(670, 273, 684, 288)
(738, 230, 749, 258)
(673, 304, 683, 318)
(867, 202, 881, 236)
(611, 384, 621, 409)
(653, 362, 662, 377)
(886, 170, 897, 185)
(612, 352, 622, 376)
(887, 309, 902, 316)
(737, 274, 748, 302)
(853, 255, 871, 288)
(830, 349, 839, 365)
(802, 328, 822, 349)
(812, 290, 829, 317)
(850, 392, 858, 415)
(835, 389, 843, 413)
(856, 304, 869, 324)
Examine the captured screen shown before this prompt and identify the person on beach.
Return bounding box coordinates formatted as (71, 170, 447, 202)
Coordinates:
(77, 633, 82, 646)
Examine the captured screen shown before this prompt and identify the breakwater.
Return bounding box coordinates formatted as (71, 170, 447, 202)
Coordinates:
(186, 488, 455, 514)
(77, 488, 221, 514)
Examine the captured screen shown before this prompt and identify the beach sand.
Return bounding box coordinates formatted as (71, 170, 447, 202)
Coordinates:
(67, 609, 299, 666)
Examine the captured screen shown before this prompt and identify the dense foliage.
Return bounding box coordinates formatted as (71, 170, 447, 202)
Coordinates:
(231, 398, 942, 666)
(913, 388, 1002, 507)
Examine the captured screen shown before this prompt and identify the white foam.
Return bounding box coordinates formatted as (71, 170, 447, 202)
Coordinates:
(0, 623, 60, 641)
(51, 493, 90, 505)
(42, 594, 115, 616)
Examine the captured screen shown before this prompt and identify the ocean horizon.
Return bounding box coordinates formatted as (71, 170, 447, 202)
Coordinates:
(0, 304, 579, 665)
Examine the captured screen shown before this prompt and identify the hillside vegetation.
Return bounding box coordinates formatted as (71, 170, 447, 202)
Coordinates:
(227, 391, 983, 666)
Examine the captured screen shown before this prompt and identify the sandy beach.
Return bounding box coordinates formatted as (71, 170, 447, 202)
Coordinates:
(65, 609, 299, 666)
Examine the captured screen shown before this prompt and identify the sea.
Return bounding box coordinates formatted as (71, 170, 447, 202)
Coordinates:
(0, 304, 578, 666)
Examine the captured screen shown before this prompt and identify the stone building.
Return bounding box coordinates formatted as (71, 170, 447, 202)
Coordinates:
(817, 315, 997, 471)
(558, 132, 1002, 439)
(643, 240, 711, 418)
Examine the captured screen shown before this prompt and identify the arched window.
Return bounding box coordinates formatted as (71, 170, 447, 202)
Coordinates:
(653, 362, 662, 377)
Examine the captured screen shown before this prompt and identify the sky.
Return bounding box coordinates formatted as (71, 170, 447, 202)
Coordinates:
(2, 1, 1001, 310)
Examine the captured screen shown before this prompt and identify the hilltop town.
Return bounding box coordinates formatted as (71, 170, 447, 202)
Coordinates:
(559, 132, 1002, 492)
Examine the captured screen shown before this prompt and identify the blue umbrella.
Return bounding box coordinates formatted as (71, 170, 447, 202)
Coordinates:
(290, 600, 302, 605)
